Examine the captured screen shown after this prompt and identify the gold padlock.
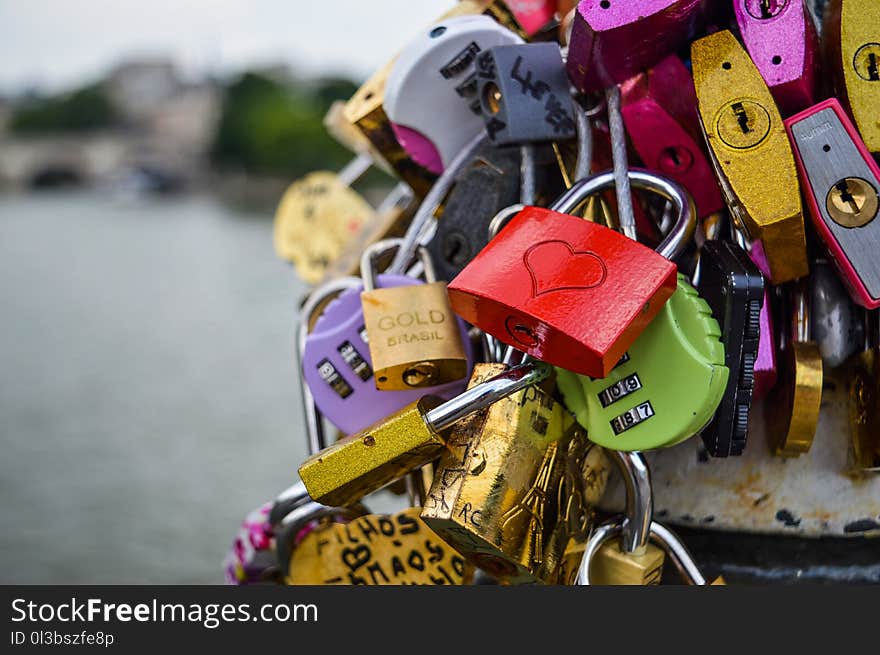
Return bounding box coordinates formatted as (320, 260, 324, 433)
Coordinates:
(585, 452, 665, 585)
(421, 363, 611, 584)
(299, 361, 554, 507)
(286, 507, 472, 585)
(824, 0, 880, 154)
(765, 281, 823, 457)
(360, 239, 468, 391)
(273, 167, 376, 284)
(692, 30, 808, 284)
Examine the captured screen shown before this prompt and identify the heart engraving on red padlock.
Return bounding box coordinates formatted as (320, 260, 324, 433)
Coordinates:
(524, 240, 608, 298)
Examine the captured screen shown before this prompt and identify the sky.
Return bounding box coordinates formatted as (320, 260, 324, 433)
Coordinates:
(0, 0, 454, 93)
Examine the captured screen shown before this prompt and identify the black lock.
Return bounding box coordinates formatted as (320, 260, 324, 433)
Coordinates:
(696, 240, 765, 457)
(475, 42, 577, 146)
(427, 143, 522, 282)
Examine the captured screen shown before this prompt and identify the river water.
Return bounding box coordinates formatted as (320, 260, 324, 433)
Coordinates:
(0, 190, 314, 583)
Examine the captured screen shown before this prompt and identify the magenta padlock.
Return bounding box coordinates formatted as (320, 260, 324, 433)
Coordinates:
(302, 274, 473, 436)
(620, 55, 724, 218)
(566, 0, 708, 92)
(748, 240, 778, 402)
(734, 0, 820, 116)
(506, 0, 558, 35)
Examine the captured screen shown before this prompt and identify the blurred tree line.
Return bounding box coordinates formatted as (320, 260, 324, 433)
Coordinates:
(211, 72, 358, 178)
(8, 84, 118, 133)
(7, 71, 368, 180)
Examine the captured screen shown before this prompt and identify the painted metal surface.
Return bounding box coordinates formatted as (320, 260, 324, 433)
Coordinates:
(599, 369, 880, 537)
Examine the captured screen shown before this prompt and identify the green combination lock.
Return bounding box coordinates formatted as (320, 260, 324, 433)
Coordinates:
(557, 274, 728, 451)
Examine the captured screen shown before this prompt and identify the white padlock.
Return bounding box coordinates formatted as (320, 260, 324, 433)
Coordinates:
(384, 15, 522, 175)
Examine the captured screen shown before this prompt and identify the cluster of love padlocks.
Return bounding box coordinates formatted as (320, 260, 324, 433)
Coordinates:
(225, 0, 879, 586)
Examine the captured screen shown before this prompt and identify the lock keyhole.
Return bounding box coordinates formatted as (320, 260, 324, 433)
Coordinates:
(732, 102, 752, 134)
(826, 176, 879, 228)
(835, 180, 860, 213)
(745, 0, 787, 20)
(854, 43, 880, 81)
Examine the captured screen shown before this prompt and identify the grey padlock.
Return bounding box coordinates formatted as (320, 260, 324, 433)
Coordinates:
(476, 42, 576, 146)
(427, 143, 522, 281)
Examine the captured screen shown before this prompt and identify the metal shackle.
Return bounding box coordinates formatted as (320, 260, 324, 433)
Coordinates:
(274, 499, 368, 577)
(297, 276, 363, 455)
(389, 133, 488, 274)
(425, 360, 552, 432)
(613, 451, 653, 554)
(575, 520, 708, 585)
(361, 237, 437, 293)
(551, 168, 697, 261)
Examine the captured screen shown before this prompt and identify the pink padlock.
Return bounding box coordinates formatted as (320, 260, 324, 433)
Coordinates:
(506, 0, 558, 35)
(734, 0, 820, 116)
(566, 0, 708, 92)
(786, 98, 880, 310)
(620, 55, 724, 218)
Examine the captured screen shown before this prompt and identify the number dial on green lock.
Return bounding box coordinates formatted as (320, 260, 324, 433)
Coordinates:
(557, 275, 729, 451)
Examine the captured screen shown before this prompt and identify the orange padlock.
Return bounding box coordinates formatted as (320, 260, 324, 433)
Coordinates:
(447, 169, 694, 378)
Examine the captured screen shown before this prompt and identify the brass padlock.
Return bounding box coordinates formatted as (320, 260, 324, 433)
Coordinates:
(298, 361, 553, 507)
(286, 507, 472, 585)
(360, 239, 469, 390)
(585, 452, 664, 585)
(420, 363, 611, 584)
(578, 520, 714, 586)
(765, 280, 824, 457)
(691, 29, 808, 284)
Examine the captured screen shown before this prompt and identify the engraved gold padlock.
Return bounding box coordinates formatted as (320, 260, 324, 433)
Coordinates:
(286, 507, 472, 586)
(299, 361, 554, 508)
(421, 363, 611, 584)
(360, 239, 469, 391)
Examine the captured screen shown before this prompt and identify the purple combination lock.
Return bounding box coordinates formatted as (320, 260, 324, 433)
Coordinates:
(566, 0, 708, 92)
(302, 274, 473, 436)
(748, 241, 778, 402)
(734, 0, 819, 116)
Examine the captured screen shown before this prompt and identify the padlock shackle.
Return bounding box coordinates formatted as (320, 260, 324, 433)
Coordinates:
(388, 133, 489, 275)
(298, 277, 362, 455)
(268, 481, 311, 527)
(792, 279, 811, 343)
(551, 168, 697, 261)
(610, 451, 653, 554)
(576, 519, 708, 585)
(336, 151, 374, 188)
(274, 500, 368, 577)
(425, 361, 552, 432)
(650, 522, 707, 586)
(360, 238, 437, 293)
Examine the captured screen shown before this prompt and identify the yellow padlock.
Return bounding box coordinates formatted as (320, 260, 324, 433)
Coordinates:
(824, 0, 880, 154)
(692, 30, 808, 284)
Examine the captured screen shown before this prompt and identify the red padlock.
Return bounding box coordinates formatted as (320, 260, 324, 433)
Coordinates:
(448, 169, 695, 378)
